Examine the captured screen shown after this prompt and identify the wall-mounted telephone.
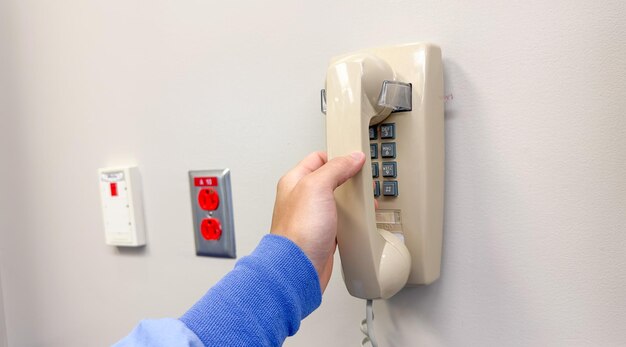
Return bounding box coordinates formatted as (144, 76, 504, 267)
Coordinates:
(323, 43, 444, 301)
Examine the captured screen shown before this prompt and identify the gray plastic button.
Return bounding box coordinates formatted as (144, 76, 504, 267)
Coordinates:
(382, 162, 397, 178)
(380, 123, 395, 139)
(370, 143, 378, 159)
(374, 181, 380, 197)
(372, 163, 379, 178)
(381, 143, 396, 158)
(369, 126, 377, 140)
(382, 181, 398, 196)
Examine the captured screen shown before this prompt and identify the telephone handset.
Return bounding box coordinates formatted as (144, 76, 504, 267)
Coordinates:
(324, 43, 444, 300)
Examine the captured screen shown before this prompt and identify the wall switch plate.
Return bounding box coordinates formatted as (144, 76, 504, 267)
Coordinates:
(98, 166, 146, 247)
(189, 169, 236, 258)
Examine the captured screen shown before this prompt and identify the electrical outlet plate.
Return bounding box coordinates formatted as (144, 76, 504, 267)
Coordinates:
(189, 169, 236, 258)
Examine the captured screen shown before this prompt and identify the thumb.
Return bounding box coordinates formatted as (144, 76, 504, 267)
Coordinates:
(310, 151, 366, 190)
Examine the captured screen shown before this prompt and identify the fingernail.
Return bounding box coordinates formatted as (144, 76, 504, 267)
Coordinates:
(350, 151, 364, 161)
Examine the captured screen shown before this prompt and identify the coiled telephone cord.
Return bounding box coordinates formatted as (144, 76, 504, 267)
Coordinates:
(360, 299, 378, 347)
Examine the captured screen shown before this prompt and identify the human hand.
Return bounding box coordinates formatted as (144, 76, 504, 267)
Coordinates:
(270, 151, 366, 293)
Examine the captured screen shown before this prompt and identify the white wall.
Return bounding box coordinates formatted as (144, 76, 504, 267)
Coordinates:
(0, 274, 6, 347)
(1, 0, 13, 344)
(1, 0, 625, 346)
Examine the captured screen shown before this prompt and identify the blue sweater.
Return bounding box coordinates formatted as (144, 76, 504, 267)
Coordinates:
(114, 235, 322, 346)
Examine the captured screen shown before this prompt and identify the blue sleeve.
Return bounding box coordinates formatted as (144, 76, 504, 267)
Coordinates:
(181, 234, 322, 346)
(113, 234, 322, 347)
(112, 318, 204, 347)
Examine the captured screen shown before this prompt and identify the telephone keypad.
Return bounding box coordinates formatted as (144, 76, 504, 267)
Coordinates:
(370, 123, 399, 199)
(381, 143, 396, 158)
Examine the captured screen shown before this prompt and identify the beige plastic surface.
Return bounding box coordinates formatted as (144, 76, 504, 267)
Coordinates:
(325, 43, 444, 299)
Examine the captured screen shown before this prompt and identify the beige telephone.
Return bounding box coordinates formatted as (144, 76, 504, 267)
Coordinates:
(323, 43, 444, 300)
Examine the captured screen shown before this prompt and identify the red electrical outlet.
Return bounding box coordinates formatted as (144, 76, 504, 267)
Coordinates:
(200, 218, 222, 241)
(198, 188, 220, 211)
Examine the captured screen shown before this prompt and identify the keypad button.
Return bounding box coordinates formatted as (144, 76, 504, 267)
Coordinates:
(374, 181, 380, 197)
(380, 123, 395, 139)
(372, 163, 379, 178)
(381, 143, 396, 158)
(382, 181, 398, 196)
(369, 126, 377, 140)
(370, 144, 378, 159)
(382, 162, 397, 178)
